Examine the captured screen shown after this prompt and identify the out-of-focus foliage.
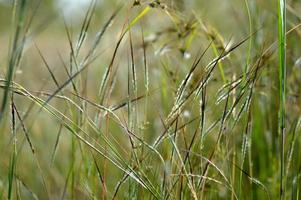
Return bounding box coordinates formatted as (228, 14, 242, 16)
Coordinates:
(0, 0, 300, 199)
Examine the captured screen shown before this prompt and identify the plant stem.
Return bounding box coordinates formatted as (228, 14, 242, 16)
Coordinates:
(278, 0, 286, 199)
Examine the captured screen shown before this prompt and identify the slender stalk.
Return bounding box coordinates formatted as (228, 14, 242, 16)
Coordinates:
(8, 100, 17, 200)
(277, 0, 286, 199)
(243, 0, 253, 82)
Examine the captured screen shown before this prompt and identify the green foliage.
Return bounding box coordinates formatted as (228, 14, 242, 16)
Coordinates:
(0, 0, 300, 199)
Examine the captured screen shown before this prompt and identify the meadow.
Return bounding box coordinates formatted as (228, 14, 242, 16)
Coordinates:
(0, 0, 300, 199)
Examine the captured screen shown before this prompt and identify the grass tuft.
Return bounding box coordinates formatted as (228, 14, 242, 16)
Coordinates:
(0, 0, 300, 199)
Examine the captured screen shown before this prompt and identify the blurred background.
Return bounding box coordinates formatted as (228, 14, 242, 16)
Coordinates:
(0, 0, 300, 199)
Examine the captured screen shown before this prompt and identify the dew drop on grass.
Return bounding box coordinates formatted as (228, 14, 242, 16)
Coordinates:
(183, 51, 191, 60)
(183, 110, 191, 118)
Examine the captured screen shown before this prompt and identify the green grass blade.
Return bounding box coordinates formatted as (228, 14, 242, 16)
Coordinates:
(278, 0, 286, 199)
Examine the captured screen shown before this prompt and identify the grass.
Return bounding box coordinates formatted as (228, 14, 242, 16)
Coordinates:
(0, 0, 300, 199)
(277, 0, 286, 199)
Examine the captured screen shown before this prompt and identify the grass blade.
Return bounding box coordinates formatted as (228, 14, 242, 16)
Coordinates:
(278, 0, 286, 199)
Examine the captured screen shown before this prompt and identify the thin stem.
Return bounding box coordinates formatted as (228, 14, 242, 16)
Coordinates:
(278, 0, 286, 199)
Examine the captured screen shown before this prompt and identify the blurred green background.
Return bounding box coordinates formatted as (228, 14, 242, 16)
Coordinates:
(0, 0, 300, 199)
